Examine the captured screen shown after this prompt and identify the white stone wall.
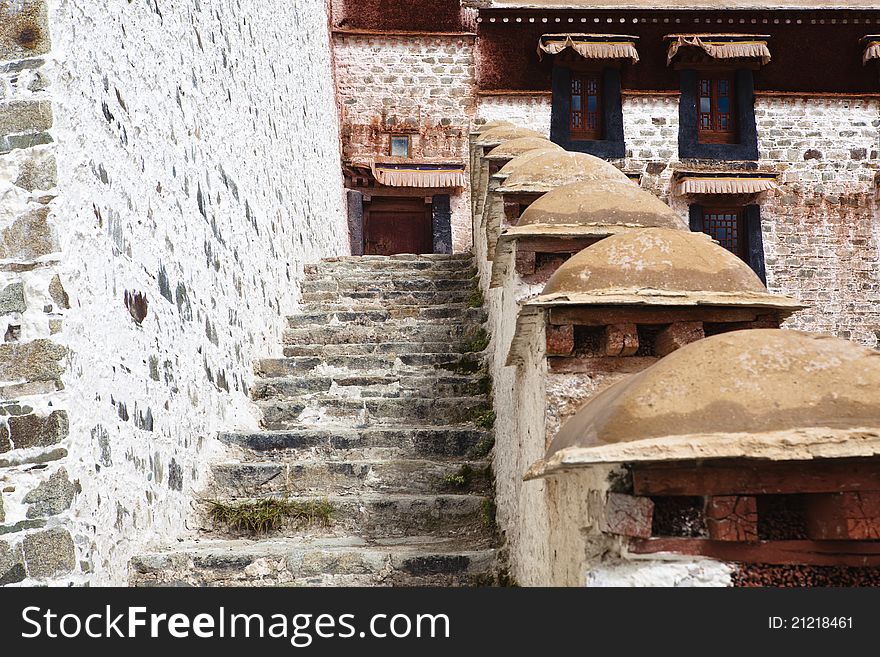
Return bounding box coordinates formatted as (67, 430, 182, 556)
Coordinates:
(10, 0, 345, 585)
(476, 94, 551, 135)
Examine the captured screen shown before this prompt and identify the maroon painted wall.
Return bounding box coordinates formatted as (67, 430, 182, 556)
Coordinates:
(335, 0, 467, 32)
(476, 10, 880, 93)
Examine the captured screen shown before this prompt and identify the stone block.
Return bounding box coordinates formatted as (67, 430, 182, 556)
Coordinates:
(4, 410, 68, 451)
(603, 323, 639, 357)
(12, 149, 56, 191)
(545, 324, 574, 356)
(705, 496, 759, 542)
(655, 322, 705, 358)
(0, 206, 59, 260)
(24, 467, 76, 518)
(0, 281, 25, 315)
(0, 540, 25, 585)
(0, 130, 53, 155)
(0, 0, 50, 62)
(603, 492, 653, 538)
(0, 338, 66, 383)
(22, 527, 76, 579)
(0, 100, 52, 136)
(48, 274, 69, 309)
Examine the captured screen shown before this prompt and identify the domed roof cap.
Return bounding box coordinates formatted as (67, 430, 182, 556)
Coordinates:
(484, 137, 561, 162)
(533, 330, 880, 474)
(474, 125, 544, 147)
(498, 151, 631, 193)
(495, 147, 565, 180)
(473, 119, 513, 134)
(517, 179, 687, 231)
(536, 228, 799, 310)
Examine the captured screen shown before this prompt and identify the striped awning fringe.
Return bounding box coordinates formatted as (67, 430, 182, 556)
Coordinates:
(371, 162, 467, 188)
(538, 34, 639, 63)
(666, 34, 771, 65)
(675, 176, 779, 196)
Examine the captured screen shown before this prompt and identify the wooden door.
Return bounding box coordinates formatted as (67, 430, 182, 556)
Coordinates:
(364, 198, 433, 255)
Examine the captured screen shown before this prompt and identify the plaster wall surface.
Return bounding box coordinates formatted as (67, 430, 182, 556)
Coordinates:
(2, 0, 346, 585)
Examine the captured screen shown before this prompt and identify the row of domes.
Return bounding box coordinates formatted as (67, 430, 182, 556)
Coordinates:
(474, 122, 880, 475)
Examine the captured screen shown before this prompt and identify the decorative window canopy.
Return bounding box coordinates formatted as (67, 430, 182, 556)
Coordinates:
(351, 156, 465, 188)
(862, 35, 880, 65)
(665, 34, 771, 66)
(674, 171, 779, 196)
(371, 159, 466, 189)
(537, 33, 639, 63)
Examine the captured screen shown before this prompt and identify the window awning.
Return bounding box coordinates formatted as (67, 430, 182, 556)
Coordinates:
(674, 172, 780, 196)
(665, 34, 771, 66)
(538, 33, 639, 63)
(370, 160, 467, 188)
(862, 35, 880, 64)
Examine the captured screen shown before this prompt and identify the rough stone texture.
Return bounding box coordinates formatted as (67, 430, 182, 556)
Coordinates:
(0, 99, 52, 135)
(0, 206, 58, 259)
(477, 94, 551, 135)
(0, 540, 25, 585)
(21, 527, 75, 579)
(24, 467, 76, 518)
(4, 410, 69, 450)
(42, 0, 347, 585)
(334, 34, 476, 252)
(0, 339, 66, 382)
(0, 1, 51, 63)
(0, 280, 24, 314)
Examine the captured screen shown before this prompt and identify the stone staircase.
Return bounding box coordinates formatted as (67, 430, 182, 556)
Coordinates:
(130, 254, 498, 586)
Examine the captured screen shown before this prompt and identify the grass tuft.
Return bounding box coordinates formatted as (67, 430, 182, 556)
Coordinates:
(467, 287, 484, 308)
(208, 498, 334, 535)
(443, 464, 475, 490)
(464, 327, 490, 353)
(474, 410, 496, 430)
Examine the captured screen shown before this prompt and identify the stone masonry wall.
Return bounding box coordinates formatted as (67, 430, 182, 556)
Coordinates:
(334, 33, 476, 251)
(1, 0, 77, 587)
(2, 0, 347, 586)
(475, 92, 880, 348)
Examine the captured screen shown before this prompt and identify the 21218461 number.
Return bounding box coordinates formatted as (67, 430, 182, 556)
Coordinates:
(769, 617, 853, 629)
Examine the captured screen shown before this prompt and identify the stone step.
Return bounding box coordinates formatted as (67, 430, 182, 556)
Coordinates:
(258, 396, 490, 429)
(282, 341, 483, 358)
(299, 301, 481, 315)
(210, 459, 491, 497)
(199, 494, 491, 541)
(252, 373, 489, 400)
(302, 278, 475, 293)
(217, 426, 491, 461)
(300, 290, 472, 305)
(282, 323, 479, 346)
(130, 536, 495, 587)
(256, 353, 484, 377)
(288, 305, 486, 327)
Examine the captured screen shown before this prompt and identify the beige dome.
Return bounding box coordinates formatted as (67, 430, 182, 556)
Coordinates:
(536, 228, 799, 310)
(484, 137, 561, 162)
(517, 180, 687, 231)
(473, 119, 513, 134)
(474, 125, 544, 147)
(495, 147, 566, 180)
(498, 151, 631, 194)
(533, 329, 880, 474)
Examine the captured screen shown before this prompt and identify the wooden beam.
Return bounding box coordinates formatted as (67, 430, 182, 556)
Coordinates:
(548, 306, 759, 327)
(546, 324, 574, 356)
(628, 538, 880, 567)
(705, 496, 758, 542)
(516, 236, 596, 254)
(633, 460, 880, 497)
(603, 323, 638, 357)
(655, 321, 704, 358)
(548, 356, 657, 374)
(805, 492, 880, 541)
(604, 493, 654, 539)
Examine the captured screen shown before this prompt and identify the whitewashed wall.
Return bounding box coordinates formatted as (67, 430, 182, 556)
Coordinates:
(4, 0, 346, 585)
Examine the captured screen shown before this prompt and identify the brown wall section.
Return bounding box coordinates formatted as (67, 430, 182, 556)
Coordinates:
(334, 0, 468, 32)
(477, 10, 880, 92)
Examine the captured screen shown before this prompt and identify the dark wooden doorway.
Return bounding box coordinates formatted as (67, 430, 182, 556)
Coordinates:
(364, 197, 433, 255)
